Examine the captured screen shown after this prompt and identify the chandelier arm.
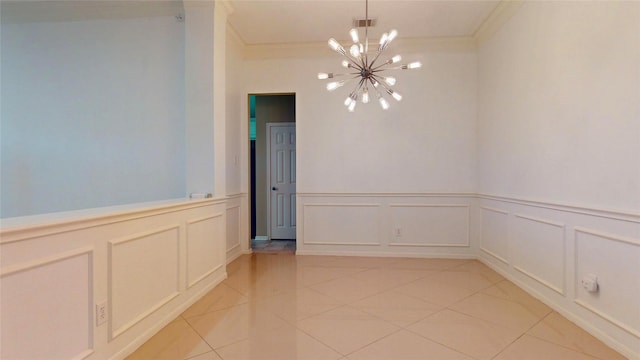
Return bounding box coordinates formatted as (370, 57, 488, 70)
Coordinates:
(368, 77, 383, 97)
(371, 62, 397, 71)
(345, 54, 366, 71)
(369, 49, 386, 69)
(348, 79, 365, 101)
(371, 74, 394, 93)
(326, 72, 362, 78)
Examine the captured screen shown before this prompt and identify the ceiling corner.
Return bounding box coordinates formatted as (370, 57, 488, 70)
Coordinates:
(473, 0, 525, 46)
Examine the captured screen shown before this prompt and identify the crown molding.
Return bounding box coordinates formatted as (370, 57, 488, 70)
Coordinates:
(236, 1, 522, 60)
(241, 36, 477, 60)
(473, 0, 524, 46)
(1, 0, 184, 24)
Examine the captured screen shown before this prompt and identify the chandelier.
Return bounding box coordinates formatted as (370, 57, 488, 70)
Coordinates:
(317, 0, 422, 112)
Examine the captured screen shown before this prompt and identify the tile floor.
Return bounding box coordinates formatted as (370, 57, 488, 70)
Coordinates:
(126, 254, 626, 360)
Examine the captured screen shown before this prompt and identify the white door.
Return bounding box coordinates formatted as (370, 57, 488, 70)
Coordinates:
(267, 123, 296, 239)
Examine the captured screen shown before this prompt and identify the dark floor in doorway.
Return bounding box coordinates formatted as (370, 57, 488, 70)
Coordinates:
(251, 239, 296, 253)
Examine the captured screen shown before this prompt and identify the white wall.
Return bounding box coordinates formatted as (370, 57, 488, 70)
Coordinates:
(477, 1, 640, 212)
(1, 16, 186, 218)
(476, 2, 640, 358)
(239, 44, 478, 255)
(225, 28, 248, 260)
(242, 45, 478, 194)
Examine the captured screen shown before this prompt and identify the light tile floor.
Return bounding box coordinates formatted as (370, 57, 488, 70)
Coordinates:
(126, 254, 627, 360)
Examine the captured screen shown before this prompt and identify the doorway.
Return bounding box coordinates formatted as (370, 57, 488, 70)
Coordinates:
(249, 94, 296, 252)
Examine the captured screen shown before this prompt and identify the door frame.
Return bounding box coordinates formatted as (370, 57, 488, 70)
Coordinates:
(246, 92, 296, 250)
(266, 122, 296, 240)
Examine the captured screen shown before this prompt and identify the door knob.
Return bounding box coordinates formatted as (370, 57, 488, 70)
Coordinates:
(272, 187, 278, 191)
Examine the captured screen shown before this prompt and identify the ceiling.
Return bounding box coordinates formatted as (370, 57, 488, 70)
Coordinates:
(227, 0, 502, 46)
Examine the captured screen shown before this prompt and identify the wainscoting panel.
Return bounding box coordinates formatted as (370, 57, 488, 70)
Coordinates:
(574, 227, 640, 337)
(226, 206, 240, 261)
(109, 226, 180, 338)
(512, 214, 566, 294)
(187, 213, 224, 288)
(0, 249, 93, 360)
(389, 204, 469, 247)
(1, 198, 228, 360)
(478, 194, 640, 358)
(303, 203, 381, 245)
(479, 206, 509, 263)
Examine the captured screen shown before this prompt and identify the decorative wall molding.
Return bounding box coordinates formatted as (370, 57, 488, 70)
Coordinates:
(512, 214, 566, 295)
(299, 192, 639, 222)
(389, 204, 470, 247)
(1, 198, 227, 243)
(479, 206, 509, 264)
(479, 193, 640, 223)
(473, 0, 524, 45)
(225, 192, 247, 200)
(186, 213, 224, 289)
(108, 225, 181, 339)
(479, 197, 639, 358)
(514, 213, 565, 228)
(479, 206, 509, 215)
(0, 247, 94, 359)
(242, 36, 477, 60)
(574, 226, 640, 247)
(302, 203, 382, 246)
(1, 198, 228, 360)
(297, 192, 476, 198)
(109, 270, 226, 360)
(0, 246, 93, 277)
(574, 227, 640, 338)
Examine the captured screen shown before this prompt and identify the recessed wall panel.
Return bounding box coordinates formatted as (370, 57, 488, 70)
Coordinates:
(0, 250, 93, 359)
(303, 204, 380, 245)
(187, 214, 224, 288)
(575, 228, 640, 337)
(109, 226, 180, 338)
(390, 205, 469, 247)
(513, 214, 565, 294)
(480, 207, 509, 263)
(226, 206, 240, 252)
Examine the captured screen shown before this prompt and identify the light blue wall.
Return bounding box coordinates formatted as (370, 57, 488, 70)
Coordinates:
(1, 16, 186, 218)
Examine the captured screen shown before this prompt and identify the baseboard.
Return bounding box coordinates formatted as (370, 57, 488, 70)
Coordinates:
(294, 249, 476, 259)
(476, 257, 638, 360)
(253, 235, 268, 241)
(109, 271, 227, 360)
(226, 244, 242, 264)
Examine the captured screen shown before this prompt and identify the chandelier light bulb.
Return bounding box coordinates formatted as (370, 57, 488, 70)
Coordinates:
(407, 61, 422, 69)
(391, 90, 402, 101)
(384, 76, 396, 86)
(379, 33, 388, 47)
(348, 100, 357, 112)
(317, 72, 331, 80)
(391, 55, 402, 63)
(326, 80, 345, 91)
(342, 60, 350, 68)
(350, 44, 361, 59)
(379, 97, 390, 110)
(362, 88, 369, 103)
(388, 29, 398, 42)
(349, 28, 359, 43)
(328, 38, 346, 55)
(344, 96, 353, 106)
